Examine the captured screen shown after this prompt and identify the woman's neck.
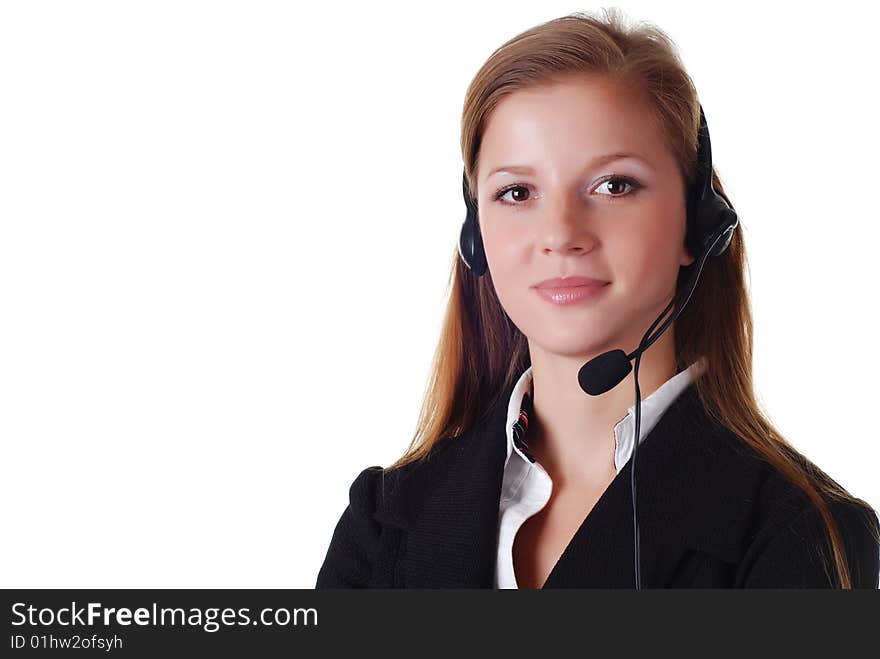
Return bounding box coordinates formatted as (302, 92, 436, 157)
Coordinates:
(526, 327, 679, 487)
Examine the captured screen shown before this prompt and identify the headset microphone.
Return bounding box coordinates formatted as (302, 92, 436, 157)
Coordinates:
(459, 103, 738, 590)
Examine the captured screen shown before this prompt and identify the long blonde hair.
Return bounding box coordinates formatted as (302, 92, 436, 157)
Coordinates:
(387, 8, 877, 588)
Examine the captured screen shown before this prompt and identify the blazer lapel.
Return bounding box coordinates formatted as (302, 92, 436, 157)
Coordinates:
(543, 384, 761, 587)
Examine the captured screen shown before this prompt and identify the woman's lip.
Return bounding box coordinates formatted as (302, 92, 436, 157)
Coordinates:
(534, 282, 609, 305)
(534, 276, 609, 289)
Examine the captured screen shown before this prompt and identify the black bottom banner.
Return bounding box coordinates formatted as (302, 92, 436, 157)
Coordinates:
(3, 589, 877, 656)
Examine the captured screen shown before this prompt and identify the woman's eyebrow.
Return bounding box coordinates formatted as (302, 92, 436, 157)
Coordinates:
(485, 152, 654, 180)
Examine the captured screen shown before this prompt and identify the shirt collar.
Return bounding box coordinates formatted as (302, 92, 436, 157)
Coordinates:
(504, 357, 708, 470)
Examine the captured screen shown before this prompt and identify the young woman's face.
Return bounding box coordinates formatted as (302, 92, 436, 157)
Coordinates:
(475, 75, 695, 359)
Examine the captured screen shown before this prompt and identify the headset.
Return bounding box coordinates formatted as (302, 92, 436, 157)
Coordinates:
(458, 103, 739, 589)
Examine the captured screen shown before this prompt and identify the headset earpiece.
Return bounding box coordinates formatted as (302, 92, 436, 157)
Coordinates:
(458, 171, 488, 276)
(703, 201, 739, 258)
(686, 105, 739, 261)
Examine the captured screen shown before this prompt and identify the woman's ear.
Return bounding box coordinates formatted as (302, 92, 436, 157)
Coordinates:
(680, 246, 696, 267)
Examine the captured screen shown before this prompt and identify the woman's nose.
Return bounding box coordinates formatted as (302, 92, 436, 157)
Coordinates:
(537, 194, 599, 255)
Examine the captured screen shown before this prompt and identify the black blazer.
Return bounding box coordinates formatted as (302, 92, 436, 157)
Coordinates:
(316, 381, 880, 588)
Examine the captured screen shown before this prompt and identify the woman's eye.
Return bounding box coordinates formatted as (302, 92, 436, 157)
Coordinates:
(496, 185, 531, 205)
(594, 176, 639, 197)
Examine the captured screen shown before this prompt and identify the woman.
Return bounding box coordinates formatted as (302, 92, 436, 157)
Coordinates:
(315, 9, 880, 589)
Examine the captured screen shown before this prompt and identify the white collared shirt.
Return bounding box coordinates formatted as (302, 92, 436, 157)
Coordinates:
(494, 358, 708, 589)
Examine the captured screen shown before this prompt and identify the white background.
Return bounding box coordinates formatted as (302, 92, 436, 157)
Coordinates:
(1, 0, 877, 588)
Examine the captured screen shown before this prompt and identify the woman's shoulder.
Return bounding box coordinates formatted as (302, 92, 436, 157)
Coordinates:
(315, 433, 478, 588)
(342, 429, 473, 515)
(734, 485, 880, 587)
(663, 393, 878, 585)
(715, 423, 877, 530)
(715, 435, 879, 587)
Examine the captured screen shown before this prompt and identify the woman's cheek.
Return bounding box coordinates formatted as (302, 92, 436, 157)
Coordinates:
(601, 250, 651, 302)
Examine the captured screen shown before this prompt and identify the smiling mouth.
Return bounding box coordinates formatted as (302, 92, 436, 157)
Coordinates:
(534, 282, 610, 305)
